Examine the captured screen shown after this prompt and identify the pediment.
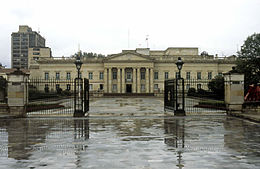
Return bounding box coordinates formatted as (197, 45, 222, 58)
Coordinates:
(106, 52, 153, 62)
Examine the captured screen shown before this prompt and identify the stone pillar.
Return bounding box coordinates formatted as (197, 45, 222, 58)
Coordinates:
(122, 68, 125, 93)
(145, 68, 149, 93)
(137, 68, 141, 93)
(150, 68, 154, 93)
(104, 68, 108, 93)
(108, 68, 112, 93)
(224, 73, 244, 111)
(133, 68, 136, 93)
(7, 69, 29, 117)
(117, 68, 121, 93)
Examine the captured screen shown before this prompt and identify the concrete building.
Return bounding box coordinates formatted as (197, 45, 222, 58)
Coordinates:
(29, 47, 236, 94)
(11, 25, 46, 69)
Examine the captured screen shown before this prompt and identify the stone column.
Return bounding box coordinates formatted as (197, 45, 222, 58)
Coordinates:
(133, 68, 136, 93)
(145, 68, 149, 93)
(137, 68, 141, 93)
(7, 69, 29, 117)
(104, 68, 108, 93)
(150, 68, 154, 93)
(108, 68, 112, 93)
(117, 68, 121, 93)
(224, 73, 244, 111)
(122, 68, 125, 93)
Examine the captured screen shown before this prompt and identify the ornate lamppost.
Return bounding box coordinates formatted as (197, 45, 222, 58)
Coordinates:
(174, 57, 185, 116)
(74, 54, 83, 117)
(176, 57, 184, 78)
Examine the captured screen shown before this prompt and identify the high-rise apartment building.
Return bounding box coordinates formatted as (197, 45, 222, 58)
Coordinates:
(11, 25, 46, 69)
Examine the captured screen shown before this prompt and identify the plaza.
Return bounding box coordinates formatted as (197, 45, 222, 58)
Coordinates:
(0, 97, 259, 169)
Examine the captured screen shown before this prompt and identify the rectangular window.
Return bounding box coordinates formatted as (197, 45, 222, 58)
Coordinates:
(99, 84, 103, 90)
(112, 84, 117, 91)
(186, 72, 191, 80)
(197, 84, 201, 89)
(112, 71, 117, 80)
(141, 71, 145, 80)
(165, 72, 169, 80)
(67, 84, 71, 91)
(141, 84, 145, 91)
(56, 72, 60, 80)
(89, 72, 93, 79)
(89, 84, 93, 90)
(56, 84, 60, 90)
(154, 84, 158, 90)
(186, 84, 190, 90)
(197, 72, 201, 80)
(44, 72, 49, 80)
(154, 72, 158, 80)
(33, 52, 40, 55)
(99, 72, 104, 80)
(208, 72, 212, 80)
(126, 72, 131, 80)
(66, 72, 71, 80)
(218, 72, 223, 76)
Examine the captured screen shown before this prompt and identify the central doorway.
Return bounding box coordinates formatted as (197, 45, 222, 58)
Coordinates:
(126, 84, 132, 93)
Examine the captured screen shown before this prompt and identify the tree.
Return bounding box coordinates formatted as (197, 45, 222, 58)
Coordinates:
(208, 75, 224, 99)
(236, 33, 260, 92)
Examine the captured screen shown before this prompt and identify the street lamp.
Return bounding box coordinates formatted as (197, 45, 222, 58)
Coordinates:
(176, 57, 184, 78)
(74, 55, 83, 78)
(175, 57, 185, 116)
(74, 54, 83, 117)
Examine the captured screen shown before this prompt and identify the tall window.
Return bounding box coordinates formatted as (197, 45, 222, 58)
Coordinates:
(99, 72, 104, 80)
(186, 84, 190, 90)
(208, 72, 212, 80)
(89, 84, 93, 91)
(66, 72, 71, 80)
(186, 72, 191, 80)
(99, 84, 103, 90)
(197, 84, 201, 89)
(112, 71, 117, 80)
(112, 84, 117, 92)
(154, 84, 158, 90)
(197, 72, 201, 80)
(141, 71, 145, 80)
(56, 72, 60, 80)
(89, 72, 93, 80)
(154, 72, 158, 80)
(67, 84, 71, 91)
(165, 72, 169, 80)
(44, 72, 49, 80)
(141, 84, 145, 91)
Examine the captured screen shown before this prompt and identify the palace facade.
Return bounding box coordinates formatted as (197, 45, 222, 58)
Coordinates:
(29, 47, 236, 94)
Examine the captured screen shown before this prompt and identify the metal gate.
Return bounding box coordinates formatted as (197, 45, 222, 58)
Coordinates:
(164, 78, 226, 115)
(26, 78, 89, 117)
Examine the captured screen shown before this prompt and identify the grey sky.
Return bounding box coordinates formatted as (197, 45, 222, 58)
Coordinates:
(0, 0, 259, 67)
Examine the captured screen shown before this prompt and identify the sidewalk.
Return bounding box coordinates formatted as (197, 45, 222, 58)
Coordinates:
(228, 111, 260, 123)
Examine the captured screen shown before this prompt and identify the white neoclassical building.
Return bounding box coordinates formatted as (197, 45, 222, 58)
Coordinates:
(29, 47, 236, 95)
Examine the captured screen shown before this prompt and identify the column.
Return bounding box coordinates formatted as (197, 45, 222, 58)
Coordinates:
(108, 68, 112, 93)
(150, 68, 154, 93)
(137, 68, 141, 93)
(145, 68, 149, 93)
(104, 68, 107, 93)
(117, 68, 121, 93)
(133, 68, 136, 93)
(122, 68, 125, 93)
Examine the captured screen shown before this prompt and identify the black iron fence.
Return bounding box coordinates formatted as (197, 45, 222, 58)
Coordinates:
(165, 78, 226, 114)
(26, 78, 89, 117)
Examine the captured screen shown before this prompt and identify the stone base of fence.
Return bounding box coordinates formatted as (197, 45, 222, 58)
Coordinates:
(9, 106, 26, 117)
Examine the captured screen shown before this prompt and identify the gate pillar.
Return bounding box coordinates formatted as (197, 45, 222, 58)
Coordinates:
(224, 72, 244, 112)
(7, 69, 29, 117)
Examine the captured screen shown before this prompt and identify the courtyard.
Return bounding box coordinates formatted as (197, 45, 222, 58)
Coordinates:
(0, 97, 259, 169)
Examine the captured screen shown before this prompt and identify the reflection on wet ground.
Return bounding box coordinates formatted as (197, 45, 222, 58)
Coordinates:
(0, 116, 259, 169)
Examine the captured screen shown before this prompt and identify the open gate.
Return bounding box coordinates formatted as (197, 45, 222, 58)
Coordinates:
(26, 78, 89, 117)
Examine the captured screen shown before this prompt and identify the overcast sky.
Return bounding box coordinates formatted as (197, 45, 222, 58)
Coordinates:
(0, 0, 259, 67)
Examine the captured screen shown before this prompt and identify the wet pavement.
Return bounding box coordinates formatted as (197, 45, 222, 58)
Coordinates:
(0, 98, 260, 168)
